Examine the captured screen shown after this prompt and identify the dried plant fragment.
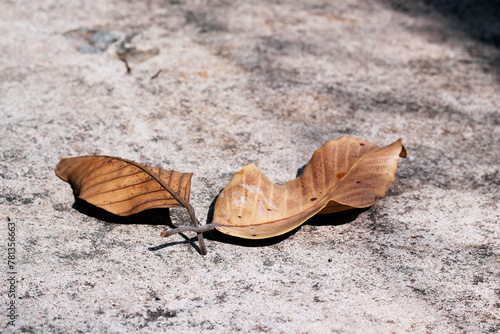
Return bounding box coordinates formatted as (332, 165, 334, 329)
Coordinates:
(212, 136, 406, 238)
(56, 156, 192, 216)
(56, 156, 207, 254)
(163, 136, 406, 243)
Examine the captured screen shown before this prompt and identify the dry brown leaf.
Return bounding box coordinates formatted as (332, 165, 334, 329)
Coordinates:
(163, 136, 406, 246)
(209, 136, 406, 239)
(56, 156, 192, 216)
(56, 155, 209, 254)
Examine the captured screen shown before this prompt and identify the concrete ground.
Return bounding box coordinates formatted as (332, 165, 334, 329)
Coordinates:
(1, 0, 499, 333)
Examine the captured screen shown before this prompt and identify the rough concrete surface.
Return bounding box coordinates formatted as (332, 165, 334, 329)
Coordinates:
(1, 0, 499, 333)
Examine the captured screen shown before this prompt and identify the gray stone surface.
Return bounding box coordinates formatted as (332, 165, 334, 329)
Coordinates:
(1, 0, 499, 333)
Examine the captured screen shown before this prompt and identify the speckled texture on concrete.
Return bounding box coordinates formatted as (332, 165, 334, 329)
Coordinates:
(1, 0, 499, 333)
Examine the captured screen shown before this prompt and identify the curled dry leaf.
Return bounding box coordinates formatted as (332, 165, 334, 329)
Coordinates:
(56, 156, 192, 216)
(212, 136, 406, 238)
(56, 156, 207, 255)
(163, 136, 406, 243)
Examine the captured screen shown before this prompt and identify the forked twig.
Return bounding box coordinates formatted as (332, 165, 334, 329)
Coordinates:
(161, 224, 215, 237)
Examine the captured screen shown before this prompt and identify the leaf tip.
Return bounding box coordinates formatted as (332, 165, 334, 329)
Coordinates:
(55, 158, 70, 181)
(396, 139, 407, 158)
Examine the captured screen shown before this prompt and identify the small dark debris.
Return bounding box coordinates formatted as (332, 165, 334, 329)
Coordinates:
(263, 259, 274, 266)
(19, 326, 35, 333)
(84, 281, 96, 288)
(151, 69, 162, 80)
(472, 275, 484, 285)
(145, 307, 176, 321)
(216, 292, 227, 303)
(408, 286, 427, 295)
(475, 244, 495, 258)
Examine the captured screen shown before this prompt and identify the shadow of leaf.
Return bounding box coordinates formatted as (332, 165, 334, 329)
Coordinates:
(72, 193, 368, 252)
(72, 198, 173, 225)
(71, 198, 202, 253)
